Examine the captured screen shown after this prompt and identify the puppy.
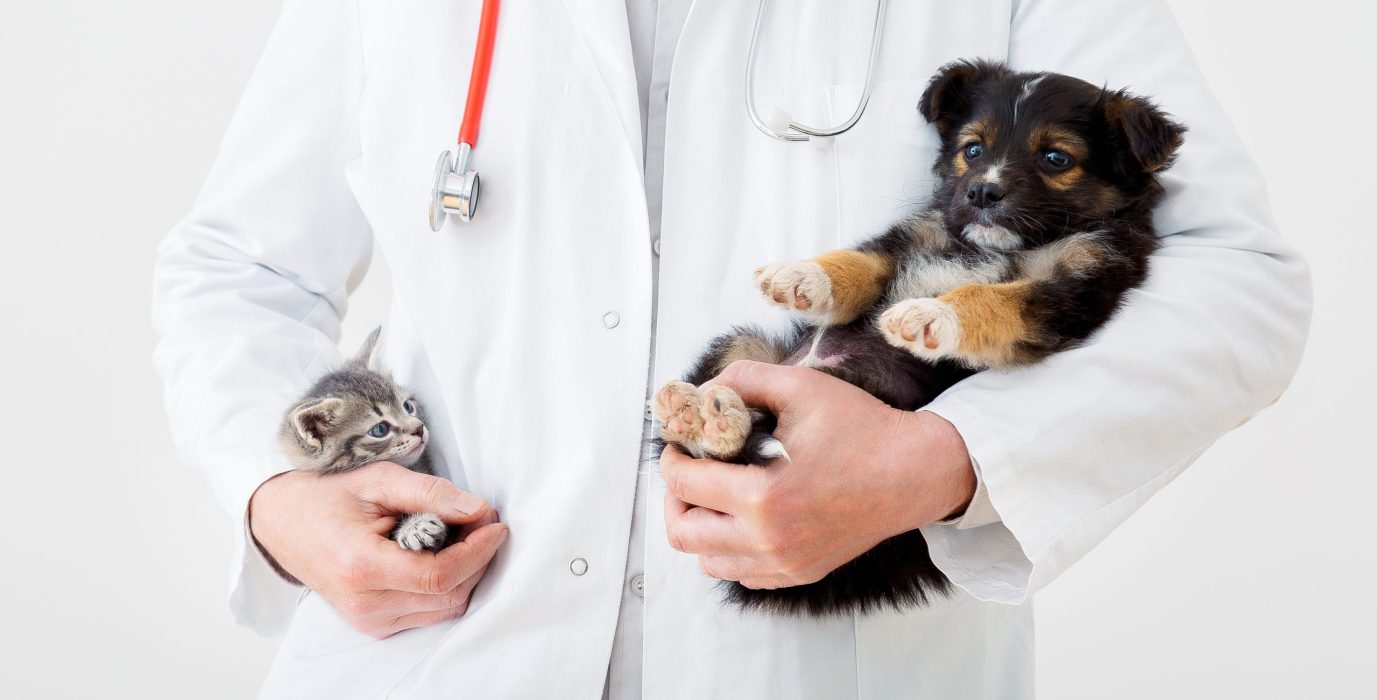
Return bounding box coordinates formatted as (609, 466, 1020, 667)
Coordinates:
(655, 59, 1186, 616)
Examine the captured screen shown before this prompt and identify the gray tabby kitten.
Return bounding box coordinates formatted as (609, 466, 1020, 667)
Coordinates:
(278, 328, 447, 552)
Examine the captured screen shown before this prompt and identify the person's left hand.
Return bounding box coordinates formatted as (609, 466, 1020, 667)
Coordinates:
(659, 360, 976, 590)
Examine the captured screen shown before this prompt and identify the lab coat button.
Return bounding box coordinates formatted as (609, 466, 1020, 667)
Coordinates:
(630, 574, 645, 598)
(602, 311, 620, 329)
(570, 557, 589, 576)
(652, 237, 661, 256)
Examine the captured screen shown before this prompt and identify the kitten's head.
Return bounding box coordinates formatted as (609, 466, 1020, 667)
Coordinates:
(919, 59, 1186, 250)
(279, 329, 429, 474)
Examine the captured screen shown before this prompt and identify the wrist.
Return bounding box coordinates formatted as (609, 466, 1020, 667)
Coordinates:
(247, 471, 304, 584)
(887, 409, 976, 533)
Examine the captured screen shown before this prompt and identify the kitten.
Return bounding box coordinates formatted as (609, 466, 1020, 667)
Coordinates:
(656, 60, 1186, 616)
(279, 328, 447, 552)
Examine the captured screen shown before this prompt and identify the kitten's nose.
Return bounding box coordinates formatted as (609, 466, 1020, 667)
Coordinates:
(410, 424, 426, 437)
(967, 182, 1005, 208)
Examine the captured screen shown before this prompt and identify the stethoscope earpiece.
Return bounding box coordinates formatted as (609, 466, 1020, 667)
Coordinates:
(429, 145, 480, 231)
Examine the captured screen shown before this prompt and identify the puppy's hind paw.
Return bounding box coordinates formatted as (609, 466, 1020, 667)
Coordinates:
(393, 512, 448, 552)
(879, 298, 962, 361)
(653, 380, 751, 461)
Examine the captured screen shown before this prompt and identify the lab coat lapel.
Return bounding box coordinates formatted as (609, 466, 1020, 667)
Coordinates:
(559, 0, 644, 174)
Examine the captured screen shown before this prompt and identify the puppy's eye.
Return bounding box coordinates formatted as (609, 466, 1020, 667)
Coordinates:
(963, 143, 985, 160)
(368, 422, 391, 438)
(402, 399, 416, 415)
(1042, 150, 1073, 169)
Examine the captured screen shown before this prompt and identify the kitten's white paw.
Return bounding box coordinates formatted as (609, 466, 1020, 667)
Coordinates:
(654, 381, 751, 460)
(753, 260, 834, 319)
(394, 512, 447, 552)
(880, 298, 962, 361)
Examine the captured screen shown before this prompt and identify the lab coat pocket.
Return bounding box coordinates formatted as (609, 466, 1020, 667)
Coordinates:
(828, 79, 943, 245)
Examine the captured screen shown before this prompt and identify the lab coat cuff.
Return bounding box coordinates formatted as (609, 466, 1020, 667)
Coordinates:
(226, 461, 304, 637)
(917, 401, 1034, 605)
(935, 458, 1000, 530)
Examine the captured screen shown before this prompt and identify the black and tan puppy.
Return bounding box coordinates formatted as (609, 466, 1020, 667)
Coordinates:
(655, 59, 1186, 616)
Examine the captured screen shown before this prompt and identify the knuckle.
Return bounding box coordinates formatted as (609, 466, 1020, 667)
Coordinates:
(663, 469, 684, 500)
(666, 523, 688, 553)
(418, 566, 449, 595)
(338, 557, 370, 589)
(418, 475, 451, 505)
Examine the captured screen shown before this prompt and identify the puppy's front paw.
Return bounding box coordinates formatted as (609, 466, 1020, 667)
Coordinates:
(879, 298, 962, 361)
(653, 381, 751, 460)
(753, 261, 834, 319)
(394, 512, 447, 552)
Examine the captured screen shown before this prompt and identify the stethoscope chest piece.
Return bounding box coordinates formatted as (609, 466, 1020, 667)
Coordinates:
(429, 144, 480, 231)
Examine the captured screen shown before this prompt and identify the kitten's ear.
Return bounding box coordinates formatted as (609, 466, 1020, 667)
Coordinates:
(352, 327, 383, 369)
(1100, 89, 1187, 175)
(290, 397, 346, 450)
(919, 59, 1008, 139)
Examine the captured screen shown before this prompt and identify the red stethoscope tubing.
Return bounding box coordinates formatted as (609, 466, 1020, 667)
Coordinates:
(458, 0, 500, 147)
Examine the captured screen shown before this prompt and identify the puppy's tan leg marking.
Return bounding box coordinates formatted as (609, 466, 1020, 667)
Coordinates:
(653, 381, 751, 460)
(811, 250, 892, 324)
(709, 334, 788, 376)
(937, 280, 1037, 367)
(754, 250, 892, 325)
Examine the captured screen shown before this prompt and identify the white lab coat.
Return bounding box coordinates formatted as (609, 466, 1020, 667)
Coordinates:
(152, 0, 1310, 697)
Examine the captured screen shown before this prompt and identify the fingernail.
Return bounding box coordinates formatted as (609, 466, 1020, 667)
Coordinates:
(454, 492, 487, 516)
(496, 526, 510, 547)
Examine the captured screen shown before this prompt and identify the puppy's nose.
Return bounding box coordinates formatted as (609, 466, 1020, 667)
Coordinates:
(967, 183, 1005, 208)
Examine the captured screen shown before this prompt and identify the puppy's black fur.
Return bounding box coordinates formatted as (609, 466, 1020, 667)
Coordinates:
(657, 60, 1185, 616)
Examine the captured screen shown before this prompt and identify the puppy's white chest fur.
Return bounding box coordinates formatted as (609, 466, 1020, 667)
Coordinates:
(889, 255, 1010, 300)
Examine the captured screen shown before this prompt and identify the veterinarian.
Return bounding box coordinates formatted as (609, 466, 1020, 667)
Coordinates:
(153, 1, 1310, 697)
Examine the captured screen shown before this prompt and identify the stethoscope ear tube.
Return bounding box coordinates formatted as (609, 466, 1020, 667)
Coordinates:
(428, 0, 500, 231)
(745, 0, 888, 142)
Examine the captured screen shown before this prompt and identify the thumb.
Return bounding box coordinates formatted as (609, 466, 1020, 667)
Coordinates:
(702, 360, 801, 415)
(354, 462, 490, 524)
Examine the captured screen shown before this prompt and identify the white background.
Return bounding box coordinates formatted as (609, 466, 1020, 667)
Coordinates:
(1, 1, 1373, 697)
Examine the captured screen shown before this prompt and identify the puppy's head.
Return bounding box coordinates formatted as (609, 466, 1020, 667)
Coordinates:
(919, 60, 1186, 250)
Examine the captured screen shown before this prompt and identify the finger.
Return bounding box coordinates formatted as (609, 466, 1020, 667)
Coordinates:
(353, 462, 490, 523)
(701, 360, 803, 415)
(664, 495, 752, 555)
(454, 505, 500, 539)
(699, 554, 753, 582)
(364, 566, 487, 617)
(373, 604, 469, 639)
(661, 446, 766, 514)
(368, 521, 509, 594)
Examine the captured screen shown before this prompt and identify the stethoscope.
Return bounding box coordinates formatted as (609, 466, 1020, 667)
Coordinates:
(428, 0, 888, 229)
(429, 0, 501, 231)
(746, 0, 888, 144)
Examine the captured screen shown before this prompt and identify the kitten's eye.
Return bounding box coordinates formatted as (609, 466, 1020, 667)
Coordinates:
(1041, 150, 1073, 170)
(367, 422, 391, 438)
(963, 142, 985, 160)
(402, 399, 416, 415)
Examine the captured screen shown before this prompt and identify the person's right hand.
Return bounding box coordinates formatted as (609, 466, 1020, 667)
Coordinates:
(248, 461, 508, 639)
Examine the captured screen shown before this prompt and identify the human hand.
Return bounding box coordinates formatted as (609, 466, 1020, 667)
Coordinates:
(660, 361, 974, 590)
(248, 462, 508, 638)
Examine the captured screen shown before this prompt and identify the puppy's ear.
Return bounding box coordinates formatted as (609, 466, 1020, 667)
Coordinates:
(919, 60, 1008, 138)
(291, 397, 345, 450)
(1101, 90, 1187, 174)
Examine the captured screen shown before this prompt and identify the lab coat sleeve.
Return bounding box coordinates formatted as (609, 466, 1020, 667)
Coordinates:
(918, 0, 1312, 604)
(151, 0, 370, 635)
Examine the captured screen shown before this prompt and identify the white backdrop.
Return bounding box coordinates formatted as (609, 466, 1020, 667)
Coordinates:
(1, 1, 1372, 697)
